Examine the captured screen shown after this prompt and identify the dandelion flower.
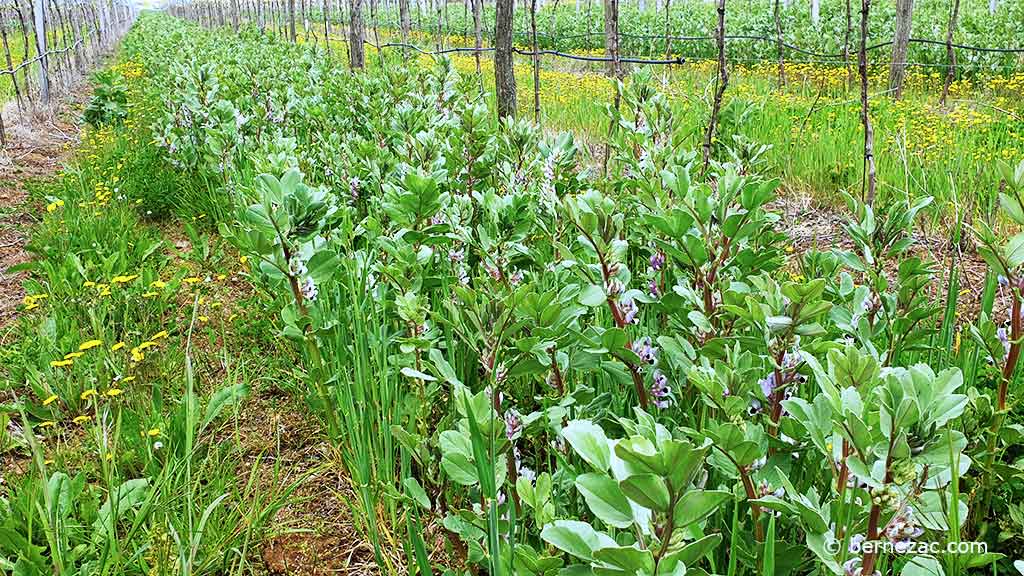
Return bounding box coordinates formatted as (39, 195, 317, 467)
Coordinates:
(105, 388, 123, 397)
(151, 280, 167, 289)
(80, 389, 97, 400)
(39, 420, 57, 428)
(111, 274, 139, 284)
(111, 342, 126, 351)
(79, 339, 103, 351)
(73, 415, 91, 424)
(50, 359, 74, 368)
(151, 330, 169, 340)
(147, 427, 160, 436)
(42, 394, 59, 406)
(183, 276, 201, 284)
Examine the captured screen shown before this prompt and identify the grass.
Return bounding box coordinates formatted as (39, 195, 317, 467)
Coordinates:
(290, 21, 1024, 221)
(3, 11, 1024, 576)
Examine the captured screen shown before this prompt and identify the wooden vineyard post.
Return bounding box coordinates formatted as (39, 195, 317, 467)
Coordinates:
(472, 0, 482, 81)
(940, 0, 960, 106)
(602, 0, 618, 77)
(399, 0, 409, 51)
(888, 0, 914, 99)
(494, 0, 516, 121)
(844, 0, 852, 89)
(33, 0, 49, 105)
(323, 0, 331, 53)
(773, 0, 785, 87)
(301, 0, 308, 42)
(349, 0, 365, 69)
(859, 0, 876, 205)
(663, 0, 671, 74)
(530, 0, 540, 122)
(288, 0, 297, 41)
(370, 0, 379, 61)
(700, 0, 727, 179)
(17, 0, 34, 106)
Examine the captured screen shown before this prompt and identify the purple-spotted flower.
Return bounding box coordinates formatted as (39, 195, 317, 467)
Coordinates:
(650, 370, 671, 408)
(631, 337, 658, 365)
(649, 251, 665, 272)
(621, 296, 639, 324)
(605, 278, 625, 298)
(301, 277, 318, 302)
(884, 506, 925, 552)
(505, 409, 523, 439)
(648, 278, 660, 298)
(348, 176, 360, 205)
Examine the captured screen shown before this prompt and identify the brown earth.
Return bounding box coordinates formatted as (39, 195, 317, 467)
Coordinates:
(0, 95, 88, 331)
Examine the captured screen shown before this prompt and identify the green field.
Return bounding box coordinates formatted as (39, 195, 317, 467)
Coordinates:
(2, 9, 1024, 576)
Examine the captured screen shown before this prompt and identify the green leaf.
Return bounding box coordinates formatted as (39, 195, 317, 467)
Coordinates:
(580, 284, 607, 307)
(540, 520, 615, 563)
(441, 452, 479, 486)
(672, 490, 732, 528)
(900, 556, 945, 576)
(659, 534, 722, 575)
(592, 545, 655, 573)
(563, 420, 611, 473)
(403, 477, 431, 510)
(575, 473, 634, 529)
(619, 474, 670, 512)
(201, 382, 250, 430)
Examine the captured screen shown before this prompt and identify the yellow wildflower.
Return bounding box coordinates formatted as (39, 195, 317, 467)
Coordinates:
(151, 280, 167, 289)
(39, 420, 57, 428)
(151, 330, 169, 340)
(42, 394, 59, 406)
(183, 276, 201, 284)
(111, 274, 138, 284)
(79, 339, 103, 351)
(73, 415, 91, 424)
(105, 388, 123, 397)
(147, 427, 160, 436)
(111, 342, 126, 351)
(64, 352, 84, 360)
(80, 389, 97, 400)
(50, 359, 74, 368)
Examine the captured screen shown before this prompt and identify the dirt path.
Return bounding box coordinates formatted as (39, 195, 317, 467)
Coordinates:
(0, 96, 88, 330)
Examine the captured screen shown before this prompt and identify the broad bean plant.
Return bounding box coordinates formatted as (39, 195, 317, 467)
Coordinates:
(137, 15, 1024, 576)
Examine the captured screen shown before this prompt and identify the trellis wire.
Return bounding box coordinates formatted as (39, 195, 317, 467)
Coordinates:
(0, 0, 136, 147)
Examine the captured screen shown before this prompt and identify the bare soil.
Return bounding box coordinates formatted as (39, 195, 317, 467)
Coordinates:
(0, 95, 88, 331)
